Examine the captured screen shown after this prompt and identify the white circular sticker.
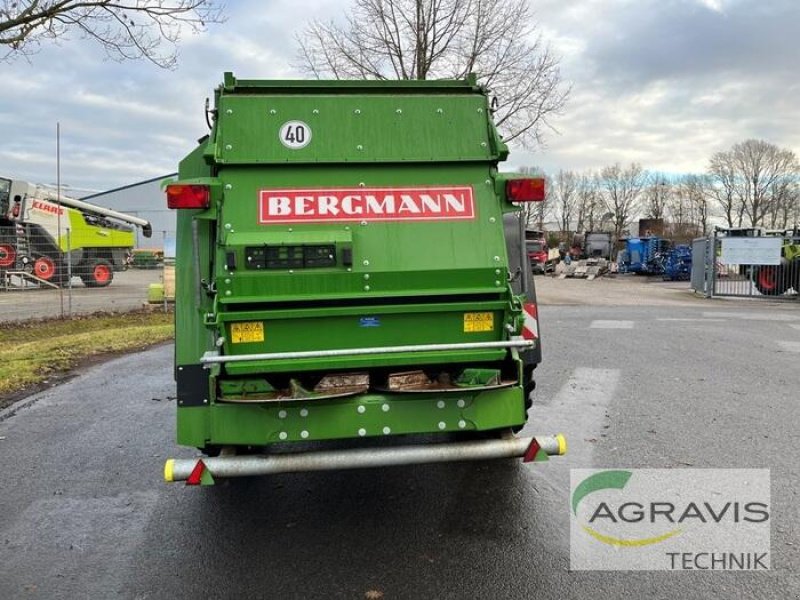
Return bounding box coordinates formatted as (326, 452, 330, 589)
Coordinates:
(279, 121, 312, 149)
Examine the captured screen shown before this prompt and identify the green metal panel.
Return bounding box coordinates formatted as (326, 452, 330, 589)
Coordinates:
(216, 94, 495, 164)
(172, 74, 532, 451)
(176, 387, 526, 447)
(64, 210, 135, 250)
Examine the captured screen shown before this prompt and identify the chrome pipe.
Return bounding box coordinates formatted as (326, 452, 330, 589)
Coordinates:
(200, 339, 534, 364)
(165, 434, 566, 482)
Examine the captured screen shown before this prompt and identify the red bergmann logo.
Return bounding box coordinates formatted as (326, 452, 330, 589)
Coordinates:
(258, 186, 475, 224)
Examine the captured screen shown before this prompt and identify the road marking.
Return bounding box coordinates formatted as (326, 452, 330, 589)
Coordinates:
(528, 367, 621, 466)
(656, 318, 727, 322)
(703, 311, 800, 322)
(550, 367, 621, 408)
(777, 341, 800, 353)
(590, 320, 634, 329)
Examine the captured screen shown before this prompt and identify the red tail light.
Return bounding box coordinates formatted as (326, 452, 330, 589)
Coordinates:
(506, 178, 545, 202)
(166, 184, 210, 209)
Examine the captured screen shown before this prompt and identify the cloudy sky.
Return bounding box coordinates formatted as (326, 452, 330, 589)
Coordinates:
(2, 0, 798, 194)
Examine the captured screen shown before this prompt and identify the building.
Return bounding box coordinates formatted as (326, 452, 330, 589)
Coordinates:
(80, 174, 177, 250)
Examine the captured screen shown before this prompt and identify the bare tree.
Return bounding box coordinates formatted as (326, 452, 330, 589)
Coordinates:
(550, 169, 578, 237)
(670, 174, 712, 238)
(574, 171, 600, 232)
(765, 173, 799, 230)
(0, 1, 224, 68)
(707, 139, 799, 229)
(643, 172, 671, 220)
(296, 0, 569, 147)
(598, 163, 646, 241)
(708, 150, 742, 228)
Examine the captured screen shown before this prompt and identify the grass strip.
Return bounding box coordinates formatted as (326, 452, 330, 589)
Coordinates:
(0, 311, 174, 396)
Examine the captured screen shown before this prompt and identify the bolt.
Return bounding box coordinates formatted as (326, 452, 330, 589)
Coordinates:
(493, 256, 500, 262)
(358, 428, 367, 437)
(270, 109, 277, 115)
(437, 400, 445, 409)
(300, 430, 309, 439)
(364, 285, 370, 291)
(225, 290, 231, 296)
(383, 427, 391, 435)
(489, 217, 496, 223)
(278, 410, 287, 419)
(312, 109, 319, 114)
(354, 109, 361, 114)
(438, 421, 447, 430)
(363, 274, 370, 280)
(357, 405, 366, 414)
(225, 183, 233, 190)
(437, 108, 443, 114)
(224, 223, 232, 230)
(396, 108, 402, 114)
(279, 431, 288, 440)
(225, 144, 232, 151)
(226, 109, 233, 115)
(457, 399, 466, 408)
(495, 280, 501, 286)
(300, 408, 308, 417)
(356, 144, 363, 151)
(458, 420, 467, 429)
(382, 404, 390, 412)
(480, 142, 487, 148)
(363, 259, 370, 266)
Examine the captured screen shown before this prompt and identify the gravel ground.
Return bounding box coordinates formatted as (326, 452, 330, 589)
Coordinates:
(534, 273, 797, 307)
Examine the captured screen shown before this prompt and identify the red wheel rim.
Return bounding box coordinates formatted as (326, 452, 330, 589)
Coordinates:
(758, 267, 776, 291)
(0, 244, 15, 268)
(93, 263, 111, 284)
(34, 256, 56, 280)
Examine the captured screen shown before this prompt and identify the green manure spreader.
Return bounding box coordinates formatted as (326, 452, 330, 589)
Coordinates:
(164, 73, 565, 485)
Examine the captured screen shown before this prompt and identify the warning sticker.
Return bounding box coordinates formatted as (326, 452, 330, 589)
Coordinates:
(231, 322, 264, 344)
(463, 312, 494, 333)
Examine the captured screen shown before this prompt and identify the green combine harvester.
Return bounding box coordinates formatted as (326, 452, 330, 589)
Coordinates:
(164, 73, 565, 485)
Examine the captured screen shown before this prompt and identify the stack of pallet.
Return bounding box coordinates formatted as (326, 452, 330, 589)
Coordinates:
(554, 257, 610, 280)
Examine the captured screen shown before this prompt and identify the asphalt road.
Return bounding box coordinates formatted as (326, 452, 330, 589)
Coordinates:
(0, 269, 163, 321)
(1, 303, 799, 599)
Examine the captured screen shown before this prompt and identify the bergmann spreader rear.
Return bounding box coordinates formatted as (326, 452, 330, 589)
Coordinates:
(164, 73, 564, 485)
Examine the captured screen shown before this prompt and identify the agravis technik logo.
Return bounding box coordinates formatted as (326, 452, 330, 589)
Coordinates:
(570, 469, 771, 571)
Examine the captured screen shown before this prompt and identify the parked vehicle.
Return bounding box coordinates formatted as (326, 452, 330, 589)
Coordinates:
(525, 231, 555, 273)
(618, 236, 670, 275)
(0, 176, 151, 287)
(754, 232, 800, 296)
(163, 73, 565, 485)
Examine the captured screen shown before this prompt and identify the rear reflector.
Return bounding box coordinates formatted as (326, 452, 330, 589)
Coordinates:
(506, 178, 545, 202)
(166, 184, 210, 209)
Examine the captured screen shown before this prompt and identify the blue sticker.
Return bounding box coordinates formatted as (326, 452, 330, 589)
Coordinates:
(359, 317, 381, 328)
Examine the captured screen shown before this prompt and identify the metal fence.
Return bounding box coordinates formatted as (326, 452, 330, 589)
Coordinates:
(0, 227, 167, 321)
(691, 230, 799, 300)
